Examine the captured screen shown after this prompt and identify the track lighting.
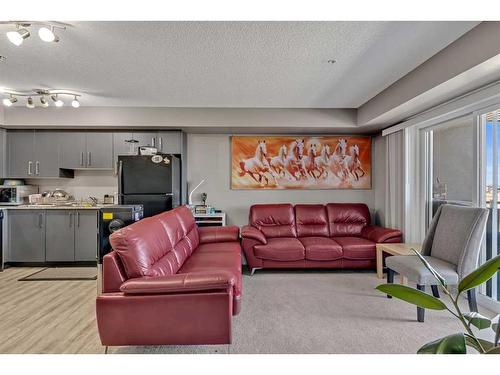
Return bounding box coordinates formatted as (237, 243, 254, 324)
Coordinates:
(38, 26, 59, 43)
(1, 21, 66, 46)
(51, 95, 64, 107)
(26, 97, 35, 109)
(71, 96, 80, 108)
(2, 95, 17, 107)
(2, 89, 82, 108)
(6, 26, 30, 46)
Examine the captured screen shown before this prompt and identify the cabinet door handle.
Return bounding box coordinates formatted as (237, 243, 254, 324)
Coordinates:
(35, 161, 40, 175)
(88, 152, 92, 166)
(158, 136, 163, 151)
(38, 213, 43, 228)
(77, 212, 80, 227)
(80, 152, 84, 166)
(69, 212, 73, 228)
(28, 161, 33, 175)
(151, 137, 156, 148)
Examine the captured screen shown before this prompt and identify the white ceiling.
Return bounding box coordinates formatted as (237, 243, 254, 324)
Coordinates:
(0, 21, 478, 108)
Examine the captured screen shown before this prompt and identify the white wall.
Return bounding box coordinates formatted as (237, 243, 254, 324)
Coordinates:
(188, 134, 383, 226)
(26, 170, 118, 203)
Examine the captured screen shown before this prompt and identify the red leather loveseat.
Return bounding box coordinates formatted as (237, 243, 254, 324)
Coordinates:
(96, 205, 242, 347)
(241, 203, 401, 274)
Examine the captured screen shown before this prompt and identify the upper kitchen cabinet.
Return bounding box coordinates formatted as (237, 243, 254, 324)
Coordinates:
(157, 131, 182, 154)
(7, 131, 34, 178)
(59, 131, 113, 170)
(7, 130, 70, 178)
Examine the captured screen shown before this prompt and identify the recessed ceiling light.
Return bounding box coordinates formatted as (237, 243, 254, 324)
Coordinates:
(7, 27, 30, 46)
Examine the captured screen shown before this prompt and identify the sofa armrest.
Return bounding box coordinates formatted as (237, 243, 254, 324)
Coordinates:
(361, 225, 402, 243)
(198, 225, 239, 244)
(241, 225, 267, 244)
(120, 271, 235, 295)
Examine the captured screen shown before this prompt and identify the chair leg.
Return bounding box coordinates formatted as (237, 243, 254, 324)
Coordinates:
(417, 284, 425, 322)
(386, 268, 394, 299)
(104, 346, 109, 354)
(467, 288, 478, 312)
(431, 285, 440, 298)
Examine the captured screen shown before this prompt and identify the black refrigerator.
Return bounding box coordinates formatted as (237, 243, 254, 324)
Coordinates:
(118, 154, 180, 217)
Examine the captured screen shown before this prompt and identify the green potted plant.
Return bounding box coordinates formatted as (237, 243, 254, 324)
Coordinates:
(376, 251, 500, 354)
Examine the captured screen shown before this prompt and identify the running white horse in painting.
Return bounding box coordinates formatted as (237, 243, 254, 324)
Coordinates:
(284, 139, 306, 180)
(329, 138, 349, 181)
(302, 143, 322, 179)
(342, 144, 366, 181)
(239, 140, 275, 186)
(269, 144, 287, 178)
(314, 144, 331, 179)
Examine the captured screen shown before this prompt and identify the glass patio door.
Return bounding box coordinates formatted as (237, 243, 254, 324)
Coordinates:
(479, 109, 499, 302)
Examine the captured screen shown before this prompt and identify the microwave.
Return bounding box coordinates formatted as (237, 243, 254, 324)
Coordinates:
(0, 185, 39, 205)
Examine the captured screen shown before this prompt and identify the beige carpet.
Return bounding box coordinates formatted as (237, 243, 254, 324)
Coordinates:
(113, 269, 496, 354)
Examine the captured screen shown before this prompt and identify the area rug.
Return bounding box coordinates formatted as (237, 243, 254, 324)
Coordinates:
(18, 267, 97, 281)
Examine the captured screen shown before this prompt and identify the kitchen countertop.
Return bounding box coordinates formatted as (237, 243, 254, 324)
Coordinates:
(1, 204, 117, 210)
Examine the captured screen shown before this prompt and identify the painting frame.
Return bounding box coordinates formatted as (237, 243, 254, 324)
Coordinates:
(230, 135, 372, 190)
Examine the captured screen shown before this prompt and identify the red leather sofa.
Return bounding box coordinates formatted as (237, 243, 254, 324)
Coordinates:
(96, 205, 242, 346)
(241, 203, 401, 274)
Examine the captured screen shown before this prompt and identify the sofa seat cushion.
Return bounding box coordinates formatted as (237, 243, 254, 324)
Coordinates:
(194, 242, 241, 254)
(333, 236, 376, 260)
(254, 238, 305, 261)
(299, 237, 343, 261)
(178, 250, 242, 297)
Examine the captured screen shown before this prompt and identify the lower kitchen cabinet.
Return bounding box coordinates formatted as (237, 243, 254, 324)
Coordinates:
(74, 210, 98, 261)
(45, 210, 76, 262)
(7, 209, 98, 263)
(8, 210, 46, 262)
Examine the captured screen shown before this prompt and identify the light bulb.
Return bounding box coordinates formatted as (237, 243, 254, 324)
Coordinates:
(6, 28, 30, 46)
(51, 95, 63, 107)
(40, 96, 49, 107)
(27, 97, 35, 109)
(38, 27, 59, 43)
(71, 96, 80, 108)
(2, 96, 17, 106)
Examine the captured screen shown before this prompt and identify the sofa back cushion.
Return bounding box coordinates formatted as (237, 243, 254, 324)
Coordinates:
(110, 205, 198, 279)
(249, 203, 297, 238)
(295, 204, 329, 237)
(326, 203, 370, 236)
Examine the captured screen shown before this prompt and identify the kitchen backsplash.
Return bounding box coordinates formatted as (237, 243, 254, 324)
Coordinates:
(25, 170, 118, 203)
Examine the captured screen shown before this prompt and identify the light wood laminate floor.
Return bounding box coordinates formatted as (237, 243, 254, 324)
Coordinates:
(0, 267, 103, 354)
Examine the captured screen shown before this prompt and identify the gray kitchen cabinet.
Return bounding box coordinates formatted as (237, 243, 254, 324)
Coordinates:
(45, 210, 75, 261)
(157, 131, 182, 154)
(33, 132, 60, 177)
(86, 132, 113, 169)
(7, 131, 35, 178)
(59, 132, 87, 169)
(113, 132, 133, 157)
(8, 210, 46, 262)
(74, 210, 98, 261)
(59, 131, 113, 170)
(131, 131, 157, 149)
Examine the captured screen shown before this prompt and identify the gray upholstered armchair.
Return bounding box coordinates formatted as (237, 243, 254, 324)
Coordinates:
(385, 204, 489, 322)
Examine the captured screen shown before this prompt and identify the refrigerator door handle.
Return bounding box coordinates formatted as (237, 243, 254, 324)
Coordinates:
(117, 160, 123, 200)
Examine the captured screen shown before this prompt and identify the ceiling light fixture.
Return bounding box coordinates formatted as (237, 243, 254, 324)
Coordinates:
(6, 24, 30, 46)
(51, 95, 64, 107)
(327, 59, 337, 64)
(1, 21, 67, 46)
(1, 89, 82, 108)
(40, 96, 49, 107)
(38, 26, 59, 43)
(2, 95, 18, 107)
(26, 97, 35, 109)
(71, 96, 80, 108)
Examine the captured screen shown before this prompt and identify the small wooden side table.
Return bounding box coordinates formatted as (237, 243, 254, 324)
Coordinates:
(193, 212, 226, 227)
(376, 243, 422, 284)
